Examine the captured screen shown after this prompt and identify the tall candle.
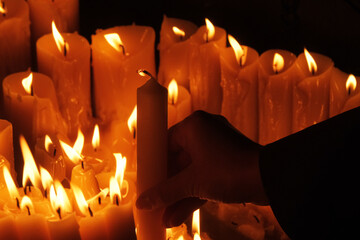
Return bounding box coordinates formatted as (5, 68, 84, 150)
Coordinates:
(188, 18, 227, 114)
(27, 0, 79, 45)
(158, 15, 198, 89)
(292, 49, 334, 133)
(258, 49, 297, 145)
(91, 25, 156, 124)
(37, 21, 92, 140)
(330, 68, 360, 117)
(136, 75, 167, 240)
(0, 0, 31, 112)
(0, 120, 14, 175)
(220, 35, 259, 142)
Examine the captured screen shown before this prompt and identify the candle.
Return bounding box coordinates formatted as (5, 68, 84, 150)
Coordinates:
(292, 49, 334, 133)
(188, 18, 227, 114)
(0, 0, 31, 109)
(34, 134, 66, 181)
(15, 196, 52, 240)
(158, 15, 198, 89)
(168, 79, 192, 127)
(330, 68, 360, 116)
(37, 21, 92, 139)
(136, 73, 168, 240)
(258, 49, 297, 145)
(0, 120, 14, 175)
(71, 164, 100, 200)
(91, 25, 156, 124)
(27, 0, 79, 45)
(0, 214, 17, 239)
(220, 35, 259, 142)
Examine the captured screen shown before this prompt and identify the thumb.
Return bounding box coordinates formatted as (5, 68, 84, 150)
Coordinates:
(136, 167, 195, 210)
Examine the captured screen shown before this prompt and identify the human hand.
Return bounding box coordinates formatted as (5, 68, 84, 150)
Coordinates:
(136, 111, 268, 227)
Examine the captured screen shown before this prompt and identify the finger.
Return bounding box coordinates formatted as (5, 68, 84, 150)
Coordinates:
(136, 167, 195, 210)
(163, 197, 207, 228)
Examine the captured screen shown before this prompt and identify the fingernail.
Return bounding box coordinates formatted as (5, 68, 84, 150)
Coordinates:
(136, 196, 153, 210)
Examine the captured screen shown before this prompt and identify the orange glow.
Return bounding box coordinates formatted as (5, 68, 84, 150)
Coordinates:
(52, 21, 69, 55)
(40, 167, 53, 191)
(59, 140, 82, 164)
(22, 73, 33, 95)
(20, 135, 41, 189)
(128, 106, 137, 138)
(204, 18, 215, 42)
(273, 53, 285, 74)
(109, 176, 121, 205)
(168, 79, 179, 105)
(3, 166, 20, 201)
(50, 181, 73, 218)
(20, 196, 34, 215)
(92, 124, 100, 150)
(304, 48, 318, 74)
(71, 183, 92, 216)
(0, 1, 7, 15)
(172, 26, 185, 38)
(114, 153, 126, 188)
(228, 34, 246, 66)
(346, 74, 357, 95)
(177, 236, 185, 240)
(44, 135, 53, 153)
(104, 33, 126, 54)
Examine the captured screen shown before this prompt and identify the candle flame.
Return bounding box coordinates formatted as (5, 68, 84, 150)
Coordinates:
(304, 48, 318, 75)
(168, 79, 179, 105)
(273, 53, 285, 74)
(104, 33, 125, 53)
(114, 153, 127, 188)
(44, 135, 53, 153)
(71, 183, 91, 216)
(20, 196, 34, 215)
(40, 167, 53, 191)
(346, 74, 357, 94)
(204, 18, 215, 42)
(172, 26, 185, 38)
(128, 106, 137, 138)
(3, 166, 20, 201)
(109, 176, 121, 205)
(177, 236, 185, 240)
(73, 129, 85, 155)
(59, 140, 82, 164)
(20, 135, 42, 189)
(92, 124, 100, 150)
(22, 73, 33, 95)
(52, 21, 69, 55)
(0, 1, 7, 15)
(192, 209, 201, 239)
(228, 34, 246, 66)
(50, 181, 73, 217)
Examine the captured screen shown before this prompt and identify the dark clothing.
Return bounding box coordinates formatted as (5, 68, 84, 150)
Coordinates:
(260, 107, 360, 239)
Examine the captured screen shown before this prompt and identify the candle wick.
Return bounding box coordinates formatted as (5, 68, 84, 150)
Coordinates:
(133, 128, 136, 140)
(44, 189, 48, 198)
(348, 88, 352, 96)
(115, 195, 119, 206)
(311, 68, 315, 76)
(53, 148, 57, 157)
(98, 196, 102, 205)
(120, 44, 126, 55)
(16, 198, 20, 209)
(26, 206, 31, 216)
(31, 85, 34, 96)
(88, 206, 93, 217)
(240, 57, 243, 67)
(94, 148, 97, 153)
(64, 41, 67, 57)
(57, 208, 62, 220)
(81, 160, 84, 169)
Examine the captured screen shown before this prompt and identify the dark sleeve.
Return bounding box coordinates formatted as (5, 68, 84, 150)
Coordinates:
(259, 107, 360, 240)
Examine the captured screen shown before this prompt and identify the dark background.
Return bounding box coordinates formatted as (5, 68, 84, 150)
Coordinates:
(79, 0, 360, 75)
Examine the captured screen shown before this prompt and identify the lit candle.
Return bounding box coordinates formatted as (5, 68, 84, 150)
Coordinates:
(188, 18, 227, 114)
(37, 21, 92, 140)
(292, 49, 334, 133)
(34, 134, 66, 181)
(0, 120, 14, 175)
(0, 0, 31, 106)
(136, 72, 167, 240)
(330, 68, 360, 116)
(158, 15, 198, 89)
(220, 34, 259, 142)
(168, 79, 191, 127)
(258, 50, 297, 145)
(91, 25, 156, 124)
(27, 0, 79, 45)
